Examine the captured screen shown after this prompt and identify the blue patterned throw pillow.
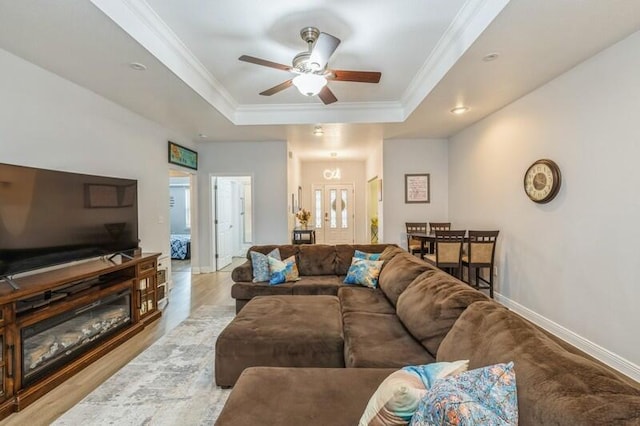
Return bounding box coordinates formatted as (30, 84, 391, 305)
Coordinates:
(268, 255, 300, 285)
(344, 257, 384, 288)
(359, 361, 469, 426)
(250, 248, 281, 282)
(410, 362, 518, 426)
(354, 249, 382, 261)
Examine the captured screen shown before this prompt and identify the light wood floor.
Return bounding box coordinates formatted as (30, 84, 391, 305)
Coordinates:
(1, 266, 236, 425)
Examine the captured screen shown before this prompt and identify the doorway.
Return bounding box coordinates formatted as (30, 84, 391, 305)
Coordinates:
(212, 176, 253, 270)
(311, 183, 355, 244)
(169, 170, 195, 274)
(368, 177, 380, 243)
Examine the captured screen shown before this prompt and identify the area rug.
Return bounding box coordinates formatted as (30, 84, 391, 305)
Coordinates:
(53, 305, 235, 425)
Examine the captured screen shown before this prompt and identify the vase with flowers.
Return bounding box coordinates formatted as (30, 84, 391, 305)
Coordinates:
(295, 208, 311, 229)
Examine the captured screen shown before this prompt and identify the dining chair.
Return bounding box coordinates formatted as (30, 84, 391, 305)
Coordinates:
(405, 222, 428, 256)
(429, 222, 451, 233)
(462, 230, 499, 298)
(424, 230, 466, 278)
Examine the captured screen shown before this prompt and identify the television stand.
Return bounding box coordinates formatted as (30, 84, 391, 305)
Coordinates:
(0, 253, 162, 421)
(0, 276, 20, 291)
(107, 251, 134, 262)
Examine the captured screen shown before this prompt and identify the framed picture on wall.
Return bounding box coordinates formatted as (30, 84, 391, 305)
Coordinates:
(168, 141, 198, 170)
(405, 173, 430, 203)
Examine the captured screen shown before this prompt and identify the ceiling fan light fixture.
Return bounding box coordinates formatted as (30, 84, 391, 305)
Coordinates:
(293, 73, 327, 96)
(313, 126, 324, 136)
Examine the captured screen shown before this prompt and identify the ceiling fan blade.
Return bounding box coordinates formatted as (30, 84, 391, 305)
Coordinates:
(330, 70, 381, 83)
(239, 55, 292, 72)
(259, 79, 293, 96)
(318, 86, 338, 105)
(309, 32, 340, 69)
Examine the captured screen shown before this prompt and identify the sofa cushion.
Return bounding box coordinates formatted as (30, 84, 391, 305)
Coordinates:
(216, 367, 397, 426)
(395, 271, 489, 357)
(297, 244, 337, 275)
(437, 301, 640, 426)
(411, 362, 518, 426)
(215, 296, 344, 387)
(231, 260, 253, 282)
(338, 287, 395, 315)
(335, 244, 392, 275)
(292, 275, 345, 295)
(360, 361, 469, 426)
(378, 245, 405, 263)
(268, 255, 300, 284)
(231, 282, 293, 300)
(342, 312, 434, 368)
(354, 249, 381, 260)
(245, 244, 299, 261)
(378, 252, 434, 306)
(344, 258, 384, 288)
(249, 248, 281, 282)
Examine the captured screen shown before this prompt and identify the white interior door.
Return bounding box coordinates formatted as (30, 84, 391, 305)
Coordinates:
(312, 184, 355, 244)
(215, 178, 233, 269)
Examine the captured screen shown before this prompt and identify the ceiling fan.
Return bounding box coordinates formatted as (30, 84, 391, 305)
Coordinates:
(239, 27, 381, 105)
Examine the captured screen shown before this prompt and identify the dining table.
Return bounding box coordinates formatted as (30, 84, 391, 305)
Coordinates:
(406, 232, 437, 259)
(407, 231, 471, 259)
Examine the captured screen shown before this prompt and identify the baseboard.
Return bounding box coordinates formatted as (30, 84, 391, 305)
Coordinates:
(191, 266, 200, 274)
(495, 293, 640, 382)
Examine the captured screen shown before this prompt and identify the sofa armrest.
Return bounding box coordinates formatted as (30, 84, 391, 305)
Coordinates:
(232, 260, 253, 282)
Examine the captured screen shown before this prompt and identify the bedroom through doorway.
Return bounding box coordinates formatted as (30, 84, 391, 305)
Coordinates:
(170, 170, 194, 274)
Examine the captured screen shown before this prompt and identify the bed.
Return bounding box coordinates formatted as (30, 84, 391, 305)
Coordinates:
(170, 234, 191, 260)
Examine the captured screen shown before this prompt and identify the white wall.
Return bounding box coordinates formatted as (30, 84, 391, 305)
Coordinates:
(382, 139, 449, 248)
(197, 141, 288, 271)
(300, 160, 367, 243)
(0, 48, 192, 261)
(448, 31, 640, 372)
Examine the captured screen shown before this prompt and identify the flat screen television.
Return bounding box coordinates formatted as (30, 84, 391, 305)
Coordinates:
(0, 163, 139, 277)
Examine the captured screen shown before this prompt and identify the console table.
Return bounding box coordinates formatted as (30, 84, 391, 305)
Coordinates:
(292, 228, 316, 244)
(0, 253, 161, 420)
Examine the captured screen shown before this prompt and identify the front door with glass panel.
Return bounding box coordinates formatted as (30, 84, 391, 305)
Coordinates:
(312, 184, 355, 244)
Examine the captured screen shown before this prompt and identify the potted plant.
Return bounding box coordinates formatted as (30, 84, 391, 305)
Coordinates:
(295, 208, 311, 229)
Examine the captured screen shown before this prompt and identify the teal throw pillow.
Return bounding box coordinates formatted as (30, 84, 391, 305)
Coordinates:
(268, 255, 300, 285)
(250, 248, 281, 282)
(344, 257, 384, 288)
(359, 360, 469, 426)
(354, 249, 381, 261)
(410, 362, 518, 426)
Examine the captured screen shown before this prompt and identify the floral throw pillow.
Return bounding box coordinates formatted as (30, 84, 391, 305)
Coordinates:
(344, 257, 384, 288)
(354, 249, 382, 261)
(249, 248, 281, 282)
(410, 362, 518, 426)
(268, 255, 300, 285)
(359, 361, 469, 426)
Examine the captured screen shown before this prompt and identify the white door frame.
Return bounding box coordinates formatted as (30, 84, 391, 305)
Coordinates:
(210, 174, 254, 271)
(169, 168, 198, 275)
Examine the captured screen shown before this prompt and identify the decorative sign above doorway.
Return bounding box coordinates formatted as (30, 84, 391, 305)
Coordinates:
(168, 141, 198, 170)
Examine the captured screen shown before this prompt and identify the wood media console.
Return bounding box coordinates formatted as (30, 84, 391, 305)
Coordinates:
(0, 253, 161, 419)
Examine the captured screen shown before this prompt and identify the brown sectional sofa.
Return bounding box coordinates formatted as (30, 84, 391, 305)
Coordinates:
(216, 244, 640, 425)
(230, 243, 397, 312)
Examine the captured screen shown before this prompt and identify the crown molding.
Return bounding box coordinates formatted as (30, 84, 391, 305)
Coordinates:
(90, 0, 508, 126)
(234, 101, 404, 125)
(401, 0, 511, 118)
(90, 0, 237, 120)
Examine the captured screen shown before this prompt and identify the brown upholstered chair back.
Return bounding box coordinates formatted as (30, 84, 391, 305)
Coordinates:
(405, 222, 427, 254)
(429, 222, 451, 233)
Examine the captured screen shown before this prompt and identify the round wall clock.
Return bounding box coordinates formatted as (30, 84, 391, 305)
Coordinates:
(523, 159, 561, 203)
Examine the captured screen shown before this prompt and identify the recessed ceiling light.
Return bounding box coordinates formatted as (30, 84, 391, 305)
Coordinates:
(482, 52, 500, 62)
(450, 106, 469, 115)
(129, 62, 147, 71)
(313, 126, 324, 136)
(198, 133, 207, 138)
(330, 152, 338, 157)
